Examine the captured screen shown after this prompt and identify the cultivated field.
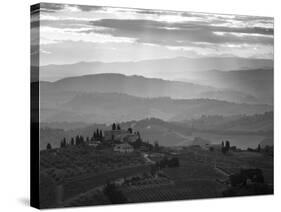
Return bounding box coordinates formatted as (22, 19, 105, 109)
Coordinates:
(39, 146, 149, 207)
(39, 144, 273, 208)
(119, 147, 273, 203)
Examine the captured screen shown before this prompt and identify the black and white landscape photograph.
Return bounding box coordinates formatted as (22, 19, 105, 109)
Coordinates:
(31, 3, 274, 208)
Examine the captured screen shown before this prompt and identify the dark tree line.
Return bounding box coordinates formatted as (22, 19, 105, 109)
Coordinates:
(221, 140, 231, 154)
(103, 182, 127, 204)
(247, 144, 273, 157)
(47, 128, 105, 150)
(154, 157, 180, 170)
(45, 126, 152, 151)
(60, 137, 67, 148)
(91, 128, 103, 141)
(75, 135, 85, 145)
(111, 123, 121, 130)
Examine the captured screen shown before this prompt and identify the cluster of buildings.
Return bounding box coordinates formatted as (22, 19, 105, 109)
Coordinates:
(103, 129, 139, 143)
(90, 125, 140, 153)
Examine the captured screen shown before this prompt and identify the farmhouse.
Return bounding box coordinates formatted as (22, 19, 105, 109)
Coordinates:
(88, 140, 100, 147)
(104, 128, 139, 143)
(104, 129, 128, 141)
(123, 134, 139, 143)
(114, 143, 134, 153)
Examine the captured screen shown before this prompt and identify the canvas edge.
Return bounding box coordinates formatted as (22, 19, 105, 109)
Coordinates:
(30, 3, 40, 209)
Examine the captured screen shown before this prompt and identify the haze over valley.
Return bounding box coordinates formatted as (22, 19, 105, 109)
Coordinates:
(38, 57, 273, 150)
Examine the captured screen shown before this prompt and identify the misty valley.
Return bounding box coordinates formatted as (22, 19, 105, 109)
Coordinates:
(37, 69, 273, 208)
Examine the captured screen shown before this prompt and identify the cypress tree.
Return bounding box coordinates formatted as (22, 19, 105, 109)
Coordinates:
(71, 137, 74, 145)
(112, 123, 116, 130)
(46, 143, 52, 150)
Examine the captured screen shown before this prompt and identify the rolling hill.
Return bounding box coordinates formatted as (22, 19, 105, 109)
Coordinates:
(39, 91, 272, 123)
(182, 69, 273, 104)
(39, 118, 192, 149)
(38, 57, 273, 104)
(40, 111, 273, 150)
(183, 111, 273, 133)
(39, 73, 215, 100)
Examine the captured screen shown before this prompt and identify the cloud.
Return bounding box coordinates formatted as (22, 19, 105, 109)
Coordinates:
(37, 3, 274, 64)
(40, 49, 52, 54)
(39, 3, 65, 13)
(76, 5, 104, 12)
(88, 19, 273, 47)
(39, 26, 136, 45)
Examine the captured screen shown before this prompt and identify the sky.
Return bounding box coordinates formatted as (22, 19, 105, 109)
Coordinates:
(31, 3, 274, 66)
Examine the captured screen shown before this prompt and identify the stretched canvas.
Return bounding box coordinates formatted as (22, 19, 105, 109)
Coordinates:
(31, 3, 274, 209)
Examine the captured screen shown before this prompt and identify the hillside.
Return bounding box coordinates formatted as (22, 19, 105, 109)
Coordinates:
(39, 92, 272, 123)
(38, 70, 273, 104)
(40, 112, 272, 150)
(182, 69, 273, 104)
(183, 111, 273, 133)
(39, 118, 192, 149)
(39, 73, 215, 100)
(39, 57, 273, 104)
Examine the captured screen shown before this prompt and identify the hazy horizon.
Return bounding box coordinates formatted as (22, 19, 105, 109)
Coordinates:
(41, 55, 274, 66)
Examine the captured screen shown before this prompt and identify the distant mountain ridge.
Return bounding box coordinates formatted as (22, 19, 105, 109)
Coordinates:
(40, 73, 215, 100)
(38, 55, 273, 104)
(38, 72, 267, 104)
(181, 69, 273, 104)
(40, 57, 273, 82)
(39, 91, 272, 123)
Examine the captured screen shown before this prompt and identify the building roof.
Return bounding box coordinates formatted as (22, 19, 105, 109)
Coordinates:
(114, 143, 133, 149)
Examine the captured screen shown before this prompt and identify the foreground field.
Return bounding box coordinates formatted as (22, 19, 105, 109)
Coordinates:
(119, 147, 273, 203)
(39, 146, 148, 208)
(39, 145, 273, 208)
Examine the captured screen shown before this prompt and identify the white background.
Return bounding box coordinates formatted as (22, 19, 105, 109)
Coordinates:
(0, 0, 279, 211)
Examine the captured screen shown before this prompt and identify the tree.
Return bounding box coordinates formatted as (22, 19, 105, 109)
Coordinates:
(112, 123, 116, 130)
(75, 135, 80, 145)
(128, 128, 133, 134)
(60, 137, 67, 148)
(221, 141, 226, 154)
(136, 131, 141, 139)
(79, 135, 84, 144)
(103, 182, 127, 204)
(117, 124, 121, 130)
(99, 129, 103, 140)
(70, 137, 74, 146)
(96, 128, 100, 139)
(257, 144, 261, 152)
(63, 137, 67, 146)
(46, 143, 52, 150)
(225, 140, 230, 152)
